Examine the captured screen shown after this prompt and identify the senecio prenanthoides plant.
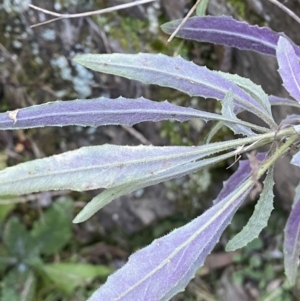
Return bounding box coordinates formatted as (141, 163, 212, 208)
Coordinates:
(1, 15, 300, 300)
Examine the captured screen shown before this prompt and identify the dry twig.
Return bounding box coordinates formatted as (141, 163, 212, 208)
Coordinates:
(247, 151, 263, 199)
(29, 0, 157, 28)
(122, 125, 151, 145)
(267, 0, 300, 25)
(167, 0, 203, 43)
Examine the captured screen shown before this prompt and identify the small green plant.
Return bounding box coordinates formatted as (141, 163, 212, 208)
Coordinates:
(0, 199, 111, 300)
(1, 3, 300, 300)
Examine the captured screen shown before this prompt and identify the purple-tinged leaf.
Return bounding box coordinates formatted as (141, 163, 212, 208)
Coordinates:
(0, 97, 266, 131)
(74, 151, 236, 223)
(88, 178, 253, 301)
(214, 153, 266, 205)
(221, 90, 256, 136)
(226, 165, 275, 251)
(280, 114, 300, 128)
(220, 72, 272, 118)
(284, 182, 300, 285)
(0, 136, 260, 196)
(74, 53, 275, 126)
(269, 95, 300, 107)
(161, 16, 300, 58)
(0, 145, 219, 196)
(291, 151, 300, 168)
(277, 37, 300, 103)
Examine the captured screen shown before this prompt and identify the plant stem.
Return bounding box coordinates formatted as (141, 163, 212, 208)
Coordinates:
(241, 133, 298, 195)
(29, 0, 157, 28)
(206, 126, 298, 156)
(257, 133, 299, 176)
(211, 133, 299, 225)
(167, 0, 203, 43)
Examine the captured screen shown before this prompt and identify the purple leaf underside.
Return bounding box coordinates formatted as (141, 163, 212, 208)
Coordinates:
(284, 183, 300, 285)
(269, 95, 300, 107)
(161, 16, 300, 58)
(277, 37, 300, 103)
(0, 97, 246, 130)
(280, 114, 300, 128)
(74, 53, 273, 125)
(88, 178, 253, 301)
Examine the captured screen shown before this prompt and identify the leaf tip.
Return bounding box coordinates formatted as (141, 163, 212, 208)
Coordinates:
(72, 212, 86, 224)
(73, 55, 86, 66)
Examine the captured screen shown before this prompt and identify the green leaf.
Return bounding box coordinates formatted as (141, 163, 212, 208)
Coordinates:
(0, 200, 16, 224)
(73, 151, 236, 223)
(196, 0, 210, 16)
(221, 89, 256, 136)
(226, 165, 275, 251)
(1, 267, 36, 301)
(0, 245, 13, 274)
(204, 121, 224, 144)
(0, 136, 268, 197)
(219, 72, 273, 119)
(41, 263, 112, 295)
(3, 217, 38, 260)
(31, 199, 73, 255)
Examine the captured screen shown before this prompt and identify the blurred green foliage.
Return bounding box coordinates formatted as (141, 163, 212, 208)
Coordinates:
(0, 199, 111, 300)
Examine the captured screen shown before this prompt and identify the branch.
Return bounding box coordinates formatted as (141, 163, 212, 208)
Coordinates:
(29, 0, 157, 28)
(267, 0, 300, 25)
(167, 0, 203, 43)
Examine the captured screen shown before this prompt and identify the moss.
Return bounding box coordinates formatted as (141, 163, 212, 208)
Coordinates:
(226, 0, 247, 19)
(108, 16, 150, 52)
(150, 38, 165, 52)
(226, 0, 265, 26)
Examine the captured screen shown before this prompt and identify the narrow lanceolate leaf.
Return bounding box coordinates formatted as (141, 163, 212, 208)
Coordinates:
(214, 153, 266, 205)
(0, 97, 252, 130)
(74, 151, 236, 223)
(88, 180, 253, 301)
(277, 37, 300, 103)
(219, 72, 273, 118)
(221, 90, 256, 136)
(226, 165, 275, 251)
(280, 115, 300, 128)
(161, 16, 300, 58)
(0, 145, 220, 196)
(74, 53, 274, 126)
(284, 183, 300, 285)
(291, 150, 300, 168)
(204, 121, 224, 144)
(0, 137, 259, 196)
(196, 0, 209, 16)
(269, 95, 300, 107)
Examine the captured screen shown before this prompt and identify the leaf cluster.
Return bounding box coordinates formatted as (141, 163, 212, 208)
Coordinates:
(1, 8, 300, 301)
(0, 199, 111, 300)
